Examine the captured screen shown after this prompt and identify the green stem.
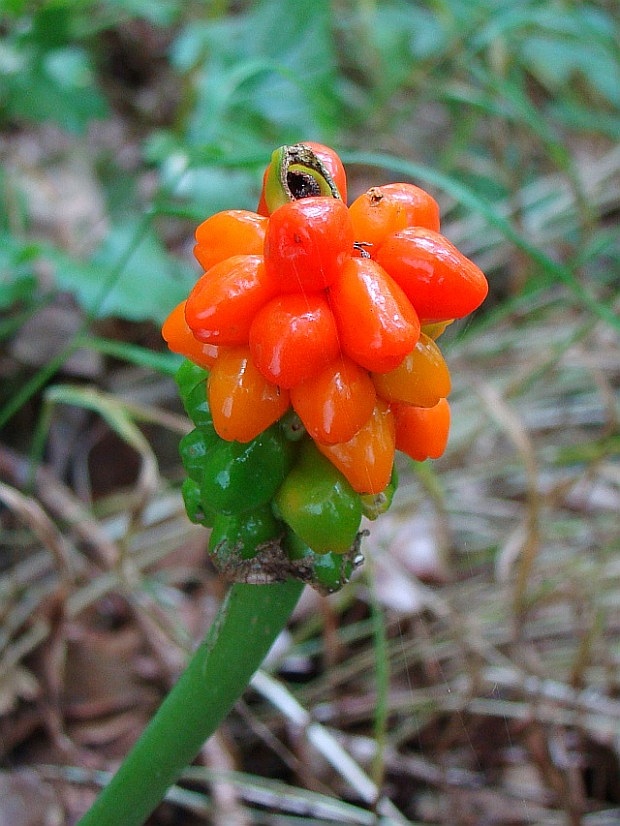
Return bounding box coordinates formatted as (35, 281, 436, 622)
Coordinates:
(77, 580, 304, 826)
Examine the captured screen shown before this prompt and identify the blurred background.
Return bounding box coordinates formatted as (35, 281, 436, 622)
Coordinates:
(0, 1, 619, 824)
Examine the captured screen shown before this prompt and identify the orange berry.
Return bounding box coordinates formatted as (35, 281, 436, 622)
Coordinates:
(329, 257, 420, 372)
(290, 356, 376, 445)
(375, 227, 488, 323)
(372, 333, 451, 408)
(249, 292, 341, 388)
(208, 346, 290, 443)
(349, 183, 440, 252)
(185, 255, 278, 346)
(394, 398, 451, 461)
(264, 197, 354, 293)
(317, 400, 395, 494)
(193, 210, 267, 272)
(161, 301, 219, 368)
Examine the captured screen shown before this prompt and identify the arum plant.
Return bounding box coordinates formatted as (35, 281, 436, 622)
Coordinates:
(78, 143, 487, 824)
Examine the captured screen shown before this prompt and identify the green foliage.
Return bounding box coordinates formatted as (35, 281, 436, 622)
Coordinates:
(0, 234, 38, 313)
(49, 219, 196, 325)
(151, 0, 344, 220)
(0, 2, 108, 132)
(172, 0, 339, 146)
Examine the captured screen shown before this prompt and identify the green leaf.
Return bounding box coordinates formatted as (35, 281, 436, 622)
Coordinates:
(31, 2, 73, 49)
(2, 48, 108, 132)
(172, 0, 341, 154)
(1, 3, 110, 132)
(0, 234, 40, 311)
(0, 0, 29, 15)
(520, 35, 620, 105)
(0, 273, 37, 312)
(51, 220, 197, 324)
(103, 0, 181, 27)
(366, 0, 449, 70)
(161, 164, 261, 215)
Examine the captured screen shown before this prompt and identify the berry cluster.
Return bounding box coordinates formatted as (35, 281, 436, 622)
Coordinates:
(163, 143, 487, 591)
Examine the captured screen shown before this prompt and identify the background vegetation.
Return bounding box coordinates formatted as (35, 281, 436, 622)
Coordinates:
(1, 1, 618, 823)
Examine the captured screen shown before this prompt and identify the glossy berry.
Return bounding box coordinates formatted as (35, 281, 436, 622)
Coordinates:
(273, 440, 362, 554)
(208, 346, 290, 442)
(375, 227, 488, 322)
(179, 428, 219, 482)
(249, 292, 341, 388)
(393, 398, 451, 461)
(181, 477, 215, 527)
(328, 257, 420, 373)
(372, 332, 451, 408)
(194, 210, 267, 272)
(316, 399, 395, 494)
(185, 255, 278, 346)
(349, 183, 440, 251)
(162, 301, 219, 369)
(174, 361, 212, 430)
(264, 197, 354, 293)
(200, 424, 295, 515)
(290, 356, 376, 445)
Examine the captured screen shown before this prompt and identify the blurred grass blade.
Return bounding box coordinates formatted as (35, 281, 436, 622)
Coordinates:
(79, 335, 181, 376)
(43, 385, 159, 522)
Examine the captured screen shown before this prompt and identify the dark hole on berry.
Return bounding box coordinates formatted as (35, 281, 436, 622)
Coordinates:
(354, 241, 372, 258)
(287, 171, 321, 199)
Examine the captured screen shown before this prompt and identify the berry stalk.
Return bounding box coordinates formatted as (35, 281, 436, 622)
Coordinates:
(77, 580, 303, 826)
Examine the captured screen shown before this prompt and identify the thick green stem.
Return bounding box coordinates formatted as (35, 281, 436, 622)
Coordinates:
(77, 580, 304, 826)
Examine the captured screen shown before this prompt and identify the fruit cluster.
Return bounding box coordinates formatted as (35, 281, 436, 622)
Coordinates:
(163, 143, 488, 592)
